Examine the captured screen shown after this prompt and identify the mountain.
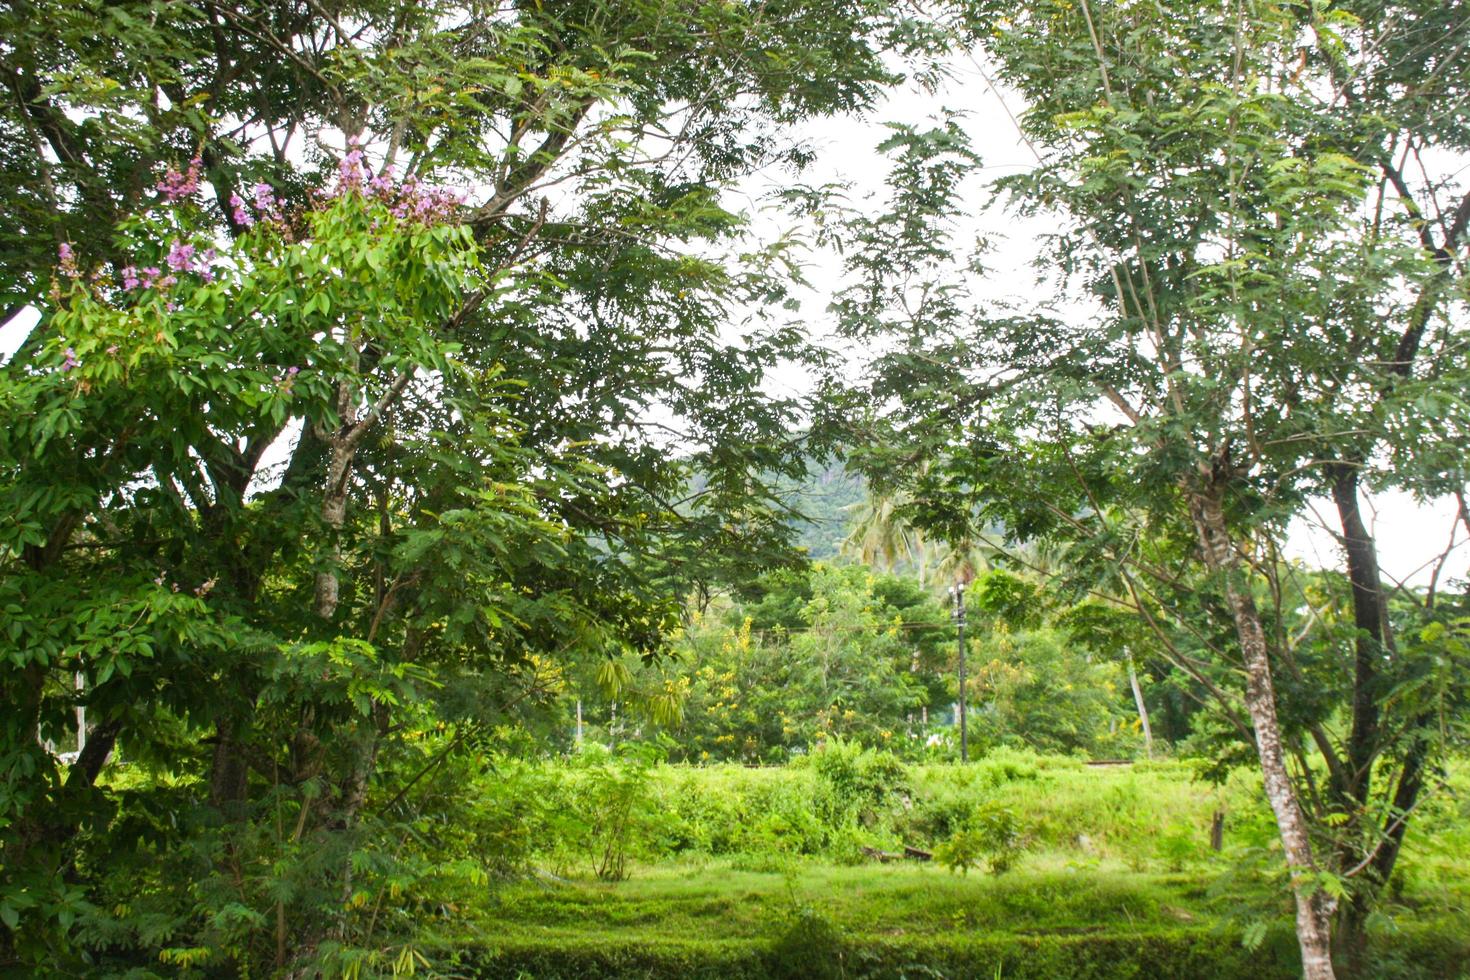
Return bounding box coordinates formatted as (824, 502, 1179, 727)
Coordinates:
(774, 458, 865, 559)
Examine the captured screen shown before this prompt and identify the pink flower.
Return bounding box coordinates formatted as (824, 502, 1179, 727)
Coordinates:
(337, 142, 366, 191)
(368, 165, 396, 198)
(106, 345, 119, 356)
(156, 157, 202, 202)
(382, 174, 466, 226)
(60, 347, 78, 372)
(166, 240, 197, 272)
(254, 182, 278, 213)
(58, 242, 79, 278)
(121, 266, 140, 290)
(229, 192, 255, 227)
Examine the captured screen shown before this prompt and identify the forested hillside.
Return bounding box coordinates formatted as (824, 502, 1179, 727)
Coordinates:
(778, 458, 866, 559)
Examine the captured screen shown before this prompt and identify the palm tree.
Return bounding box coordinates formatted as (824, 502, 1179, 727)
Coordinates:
(929, 536, 995, 589)
(841, 491, 930, 585)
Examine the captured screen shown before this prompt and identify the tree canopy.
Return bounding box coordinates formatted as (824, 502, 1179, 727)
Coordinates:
(824, 0, 1470, 974)
(2, 0, 1467, 977)
(0, 0, 932, 970)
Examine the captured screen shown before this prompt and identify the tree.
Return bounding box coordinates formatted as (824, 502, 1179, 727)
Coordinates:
(825, 1, 1470, 974)
(670, 564, 937, 761)
(842, 484, 1003, 589)
(0, 0, 926, 970)
(843, 489, 930, 583)
(965, 569, 1135, 756)
(1058, 599, 1158, 757)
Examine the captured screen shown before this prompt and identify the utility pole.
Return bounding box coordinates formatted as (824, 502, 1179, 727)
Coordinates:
(951, 582, 968, 762)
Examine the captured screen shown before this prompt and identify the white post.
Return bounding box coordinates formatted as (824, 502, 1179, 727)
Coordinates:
(76, 672, 86, 755)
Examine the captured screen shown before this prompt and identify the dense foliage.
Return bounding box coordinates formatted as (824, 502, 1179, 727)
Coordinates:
(2, 0, 1467, 977)
(619, 564, 1139, 763)
(316, 747, 1470, 978)
(0, 0, 929, 971)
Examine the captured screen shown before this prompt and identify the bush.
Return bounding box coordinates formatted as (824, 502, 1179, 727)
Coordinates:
(933, 802, 1028, 875)
(444, 926, 1313, 979)
(766, 903, 849, 980)
(559, 745, 662, 880)
(1153, 822, 1206, 872)
(808, 740, 911, 830)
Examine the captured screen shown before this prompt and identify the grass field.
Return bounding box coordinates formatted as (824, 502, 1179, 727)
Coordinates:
(432, 858, 1469, 978)
(410, 751, 1470, 978)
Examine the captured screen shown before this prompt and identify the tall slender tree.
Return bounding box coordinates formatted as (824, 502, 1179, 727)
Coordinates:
(825, 1, 1470, 974)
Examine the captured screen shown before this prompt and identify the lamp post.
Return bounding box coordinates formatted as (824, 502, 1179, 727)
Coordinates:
(951, 582, 968, 762)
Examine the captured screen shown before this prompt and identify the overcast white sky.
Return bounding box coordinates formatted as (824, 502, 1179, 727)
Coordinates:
(3, 55, 1464, 589)
(751, 56, 1469, 590)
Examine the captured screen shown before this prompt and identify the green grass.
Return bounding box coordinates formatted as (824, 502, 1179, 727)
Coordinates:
(467, 859, 1239, 940)
(432, 855, 1469, 979)
(420, 754, 1470, 978)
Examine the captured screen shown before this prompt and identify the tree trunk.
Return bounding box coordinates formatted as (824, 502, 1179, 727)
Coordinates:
(1330, 469, 1388, 805)
(1126, 652, 1152, 758)
(1336, 725, 1428, 976)
(1190, 483, 1336, 980)
(66, 720, 119, 791)
(331, 705, 386, 943)
(1328, 468, 1393, 975)
(314, 442, 352, 620)
(209, 717, 250, 821)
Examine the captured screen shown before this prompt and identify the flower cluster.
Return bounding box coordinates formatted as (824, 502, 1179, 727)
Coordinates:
(120, 264, 175, 292)
(165, 241, 218, 282)
(321, 136, 466, 225)
(58, 242, 79, 279)
(338, 137, 366, 191)
(385, 174, 466, 224)
(368, 166, 395, 197)
(229, 181, 284, 228)
(157, 157, 202, 203)
(228, 193, 253, 227)
(93, 140, 466, 311)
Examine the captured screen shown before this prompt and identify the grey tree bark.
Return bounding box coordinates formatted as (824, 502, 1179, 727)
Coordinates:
(1190, 480, 1336, 980)
(1125, 653, 1152, 759)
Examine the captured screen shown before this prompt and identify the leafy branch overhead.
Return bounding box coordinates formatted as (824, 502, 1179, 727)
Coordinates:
(0, 0, 926, 971)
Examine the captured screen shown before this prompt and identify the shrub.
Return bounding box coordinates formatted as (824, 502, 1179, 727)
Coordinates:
(934, 803, 1028, 875)
(1154, 822, 1206, 872)
(561, 745, 660, 881)
(808, 740, 910, 830)
(649, 768, 744, 855)
(766, 903, 849, 980)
